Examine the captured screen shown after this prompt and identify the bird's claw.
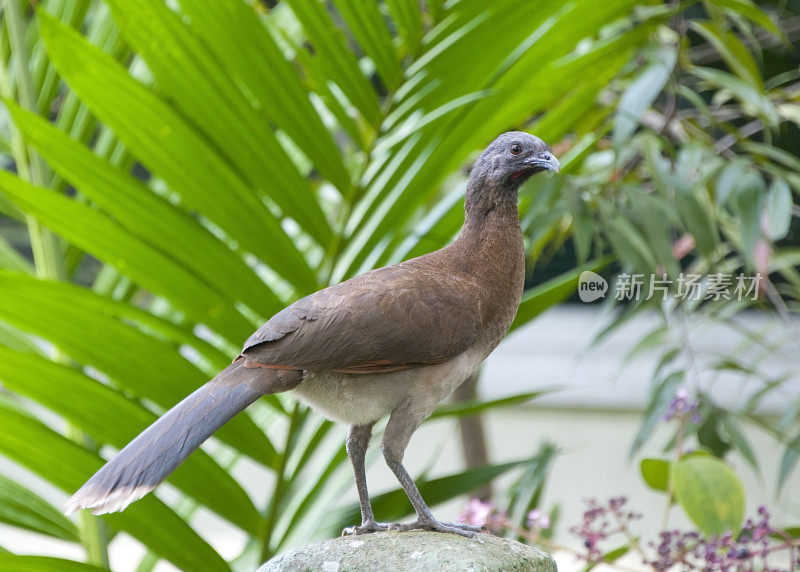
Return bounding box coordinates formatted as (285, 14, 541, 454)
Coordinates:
(442, 521, 487, 533)
(386, 518, 484, 537)
(341, 520, 391, 536)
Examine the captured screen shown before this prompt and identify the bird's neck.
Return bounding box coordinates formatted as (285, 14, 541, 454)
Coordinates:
(452, 197, 524, 278)
(445, 179, 526, 325)
(457, 177, 523, 258)
(463, 176, 518, 219)
(441, 184, 524, 345)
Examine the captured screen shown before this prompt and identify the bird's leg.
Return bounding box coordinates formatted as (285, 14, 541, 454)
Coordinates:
(380, 406, 485, 537)
(342, 423, 388, 536)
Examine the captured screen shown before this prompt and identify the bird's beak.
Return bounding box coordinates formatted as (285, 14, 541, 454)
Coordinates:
(524, 151, 560, 173)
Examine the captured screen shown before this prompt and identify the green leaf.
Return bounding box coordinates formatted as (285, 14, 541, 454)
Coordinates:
(0, 473, 79, 542)
(101, 0, 331, 246)
(714, 158, 749, 206)
(36, 11, 317, 291)
(174, 0, 350, 191)
(0, 171, 255, 342)
(640, 458, 671, 492)
(0, 272, 274, 465)
(607, 214, 657, 270)
(778, 431, 800, 492)
(675, 187, 719, 257)
(386, 0, 423, 56)
(603, 545, 631, 563)
(0, 555, 109, 572)
(430, 391, 549, 420)
(705, 0, 781, 35)
(331, 0, 400, 89)
(330, 457, 540, 532)
(0, 406, 230, 572)
(391, 185, 465, 263)
(763, 178, 792, 241)
(631, 371, 683, 456)
(780, 526, 800, 539)
(284, 0, 381, 124)
(0, 232, 31, 273)
(733, 171, 765, 267)
(690, 22, 762, 89)
(507, 443, 558, 533)
(6, 102, 282, 319)
(741, 141, 800, 172)
(511, 257, 612, 331)
(614, 46, 676, 146)
(719, 415, 758, 472)
(697, 410, 733, 459)
(672, 456, 745, 536)
(0, 347, 264, 534)
(691, 66, 779, 127)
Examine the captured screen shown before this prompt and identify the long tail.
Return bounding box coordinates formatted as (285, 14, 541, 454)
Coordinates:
(65, 359, 301, 515)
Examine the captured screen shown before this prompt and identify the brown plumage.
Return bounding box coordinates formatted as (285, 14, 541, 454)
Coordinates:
(65, 131, 559, 537)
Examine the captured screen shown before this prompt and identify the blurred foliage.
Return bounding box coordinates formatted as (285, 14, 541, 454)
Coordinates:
(0, 0, 798, 569)
(523, 0, 800, 506)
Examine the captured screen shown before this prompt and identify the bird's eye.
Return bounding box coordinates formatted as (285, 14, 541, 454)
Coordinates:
(510, 143, 522, 155)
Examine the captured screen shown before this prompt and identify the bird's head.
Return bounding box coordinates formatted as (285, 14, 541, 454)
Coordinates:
(470, 131, 560, 191)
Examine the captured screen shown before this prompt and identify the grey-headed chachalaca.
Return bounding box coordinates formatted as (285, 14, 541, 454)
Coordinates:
(66, 132, 559, 537)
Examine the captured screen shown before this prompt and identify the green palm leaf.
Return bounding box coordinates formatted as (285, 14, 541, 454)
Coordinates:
(7, 103, 282, 317)
(0, 347, 262, 534)
(102, 0, 332, 246)
(0, 272, 274, 464)
(0, 406, 230, 572)
(37, 12, 318, 291)
(0, 474, 79, 542)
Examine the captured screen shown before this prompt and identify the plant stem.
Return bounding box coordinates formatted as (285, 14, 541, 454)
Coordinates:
(261, 403, 308, 562)
(66, 426, 110, 569)
(511, 523, 646, 572)
(260, 403, 307, 562)
(1, 1, 108, 566)
(134, 450, 243, 572)
(0, 0, 63, 279)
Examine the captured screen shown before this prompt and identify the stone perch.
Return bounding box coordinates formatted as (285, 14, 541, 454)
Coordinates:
(259, 531, 557, 571)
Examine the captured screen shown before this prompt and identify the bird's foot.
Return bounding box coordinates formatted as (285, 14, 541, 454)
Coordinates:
(441, 521, 487, 533)
(341, 519, 391, 536)
(387, 517, 486, 537)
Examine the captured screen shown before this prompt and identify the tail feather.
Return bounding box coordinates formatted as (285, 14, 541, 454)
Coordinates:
(65, 360, 300, 515)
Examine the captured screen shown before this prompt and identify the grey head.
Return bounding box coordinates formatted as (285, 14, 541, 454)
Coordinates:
(470, 131, 560, 190)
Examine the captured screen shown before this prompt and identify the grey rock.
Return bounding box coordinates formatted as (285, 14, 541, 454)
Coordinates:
(259, 531, 557, 572)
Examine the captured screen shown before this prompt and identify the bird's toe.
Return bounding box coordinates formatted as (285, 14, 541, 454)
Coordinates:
(441, 521, 487, 533)
(341, 520, 390, 536)
(386, 518, 478, 537)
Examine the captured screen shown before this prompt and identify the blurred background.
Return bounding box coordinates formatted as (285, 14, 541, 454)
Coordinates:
(1, 0, 799, 570)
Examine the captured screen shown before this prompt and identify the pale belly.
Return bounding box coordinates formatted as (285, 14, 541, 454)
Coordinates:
(292, 346, 487, 426)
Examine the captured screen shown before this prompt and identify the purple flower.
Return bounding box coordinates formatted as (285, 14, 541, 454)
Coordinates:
(568, 497, 641, 563)
(664, 387, 701, 423)
(646, 505, 790, 571)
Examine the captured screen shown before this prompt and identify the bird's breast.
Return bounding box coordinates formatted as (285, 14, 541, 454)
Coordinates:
(293, 346, 486, 426)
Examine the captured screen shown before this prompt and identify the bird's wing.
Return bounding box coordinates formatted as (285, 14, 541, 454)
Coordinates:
(241, 260, 483, 373)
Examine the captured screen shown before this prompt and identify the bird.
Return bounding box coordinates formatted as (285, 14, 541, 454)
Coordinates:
(65, 131, 560, 537)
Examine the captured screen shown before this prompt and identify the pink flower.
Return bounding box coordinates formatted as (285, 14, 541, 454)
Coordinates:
(753, 239, 771, 276)
(672, 234, 696, 260)
(457, 498, 494, 527)
(527, 509, 551, 530)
